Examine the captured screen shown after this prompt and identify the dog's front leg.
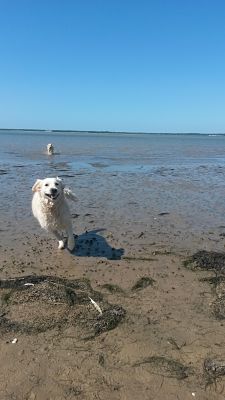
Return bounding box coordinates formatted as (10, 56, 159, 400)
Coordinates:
(50, 229, 65, 249)
(66, 224, 75, 251)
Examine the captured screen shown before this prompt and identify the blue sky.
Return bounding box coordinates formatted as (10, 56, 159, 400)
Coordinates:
(0, 0, 224, 132)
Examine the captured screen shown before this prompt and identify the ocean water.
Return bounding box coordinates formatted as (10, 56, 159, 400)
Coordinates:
(1, 130, 225, 244)
(1, 130, 225, 168)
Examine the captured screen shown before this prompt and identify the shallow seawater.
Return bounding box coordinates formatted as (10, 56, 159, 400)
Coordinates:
(1, 130, 225, 245)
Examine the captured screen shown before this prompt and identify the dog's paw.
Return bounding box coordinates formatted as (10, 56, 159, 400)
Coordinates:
(58, 240, 65, 250)
(67, 237, 75, 251)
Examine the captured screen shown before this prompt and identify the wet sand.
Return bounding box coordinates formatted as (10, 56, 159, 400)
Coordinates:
(1, 190, 225, 399)
(1, 132, 225, 399)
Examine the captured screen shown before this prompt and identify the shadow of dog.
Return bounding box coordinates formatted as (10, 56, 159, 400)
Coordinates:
(72, 229, 124, 260)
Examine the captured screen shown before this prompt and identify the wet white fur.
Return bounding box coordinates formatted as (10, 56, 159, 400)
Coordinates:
(47, 143, 54, 155)
(32, 177, 77, 251)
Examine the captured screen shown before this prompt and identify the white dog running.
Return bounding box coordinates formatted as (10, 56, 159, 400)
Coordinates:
(32, 177, 77, 251)
(47, 143, 54, 155)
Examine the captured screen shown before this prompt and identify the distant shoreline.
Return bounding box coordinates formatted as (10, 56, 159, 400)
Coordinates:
(0, 128, 224, 136)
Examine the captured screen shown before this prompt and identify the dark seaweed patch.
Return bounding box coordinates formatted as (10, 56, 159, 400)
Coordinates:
(100, 283, 125, 294)
(199, 276, 225, 287)
(133, 356, 191, 380)
(183, 251, 225, 273)
(72, 213, 80, 219)
(59, 174, 75, 178)
(94, 305, 126, 336)
(204, 358, 225, 384)
(185, 252, 225, 320)
(158, 212, 170, 216)
(132, 277, 155, 291)
(1, 290, 13, 305)
(123, 256, 155, 261)
(0, 169, 8, 175)
(0, 276, 125, 336)
(199, 276, 225, 320)
(213, 297, 225, 319)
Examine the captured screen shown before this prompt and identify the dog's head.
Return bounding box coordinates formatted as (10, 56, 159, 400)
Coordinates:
(32, 177, 64, 202)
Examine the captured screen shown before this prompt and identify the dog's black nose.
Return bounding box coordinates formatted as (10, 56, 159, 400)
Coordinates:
(51, 188, 58, 195)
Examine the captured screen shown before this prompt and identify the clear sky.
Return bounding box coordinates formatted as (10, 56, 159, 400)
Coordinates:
(0, 0, 224, 132)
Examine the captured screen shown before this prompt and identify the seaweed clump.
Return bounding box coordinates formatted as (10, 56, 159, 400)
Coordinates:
(0, 275, 126, 337)
(183, 250, 225, 273)
(213, 297, 225, 319)
(100, 283, 124, 294)
(132, 277, 155, 291)
(133, 356, 191, 380)
(204, 358, 225, 384)
(184, 252, 225, 320)
(94, 305, 126, 336)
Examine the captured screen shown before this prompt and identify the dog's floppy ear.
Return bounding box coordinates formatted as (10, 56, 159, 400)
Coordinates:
(64, 187, 78, 202)
(56, 176, 65, 188)
(32, 179, 42, 192)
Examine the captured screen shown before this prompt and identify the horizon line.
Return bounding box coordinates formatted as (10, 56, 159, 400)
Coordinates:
(0, 128, 225, 135)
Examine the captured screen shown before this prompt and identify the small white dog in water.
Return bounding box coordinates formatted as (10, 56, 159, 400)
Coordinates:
(32, 177, 77, 251)
(47, 143, 54, 155)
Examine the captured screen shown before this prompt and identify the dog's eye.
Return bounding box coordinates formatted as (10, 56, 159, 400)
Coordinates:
(45, 183, 49, 187)
(55, 183, 59, 186)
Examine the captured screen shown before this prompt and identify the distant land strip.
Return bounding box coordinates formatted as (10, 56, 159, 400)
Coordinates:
(0, 129, 224, 135)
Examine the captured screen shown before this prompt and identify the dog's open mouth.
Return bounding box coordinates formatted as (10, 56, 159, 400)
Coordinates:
(45, 193, 59, 200)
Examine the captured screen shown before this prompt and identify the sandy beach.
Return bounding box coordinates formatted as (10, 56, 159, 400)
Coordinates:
(1, 131, 225, 399)
(1, 0, 224, 396)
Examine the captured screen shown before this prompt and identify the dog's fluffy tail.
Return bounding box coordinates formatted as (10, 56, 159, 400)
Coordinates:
(64, 188, 78, 201)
